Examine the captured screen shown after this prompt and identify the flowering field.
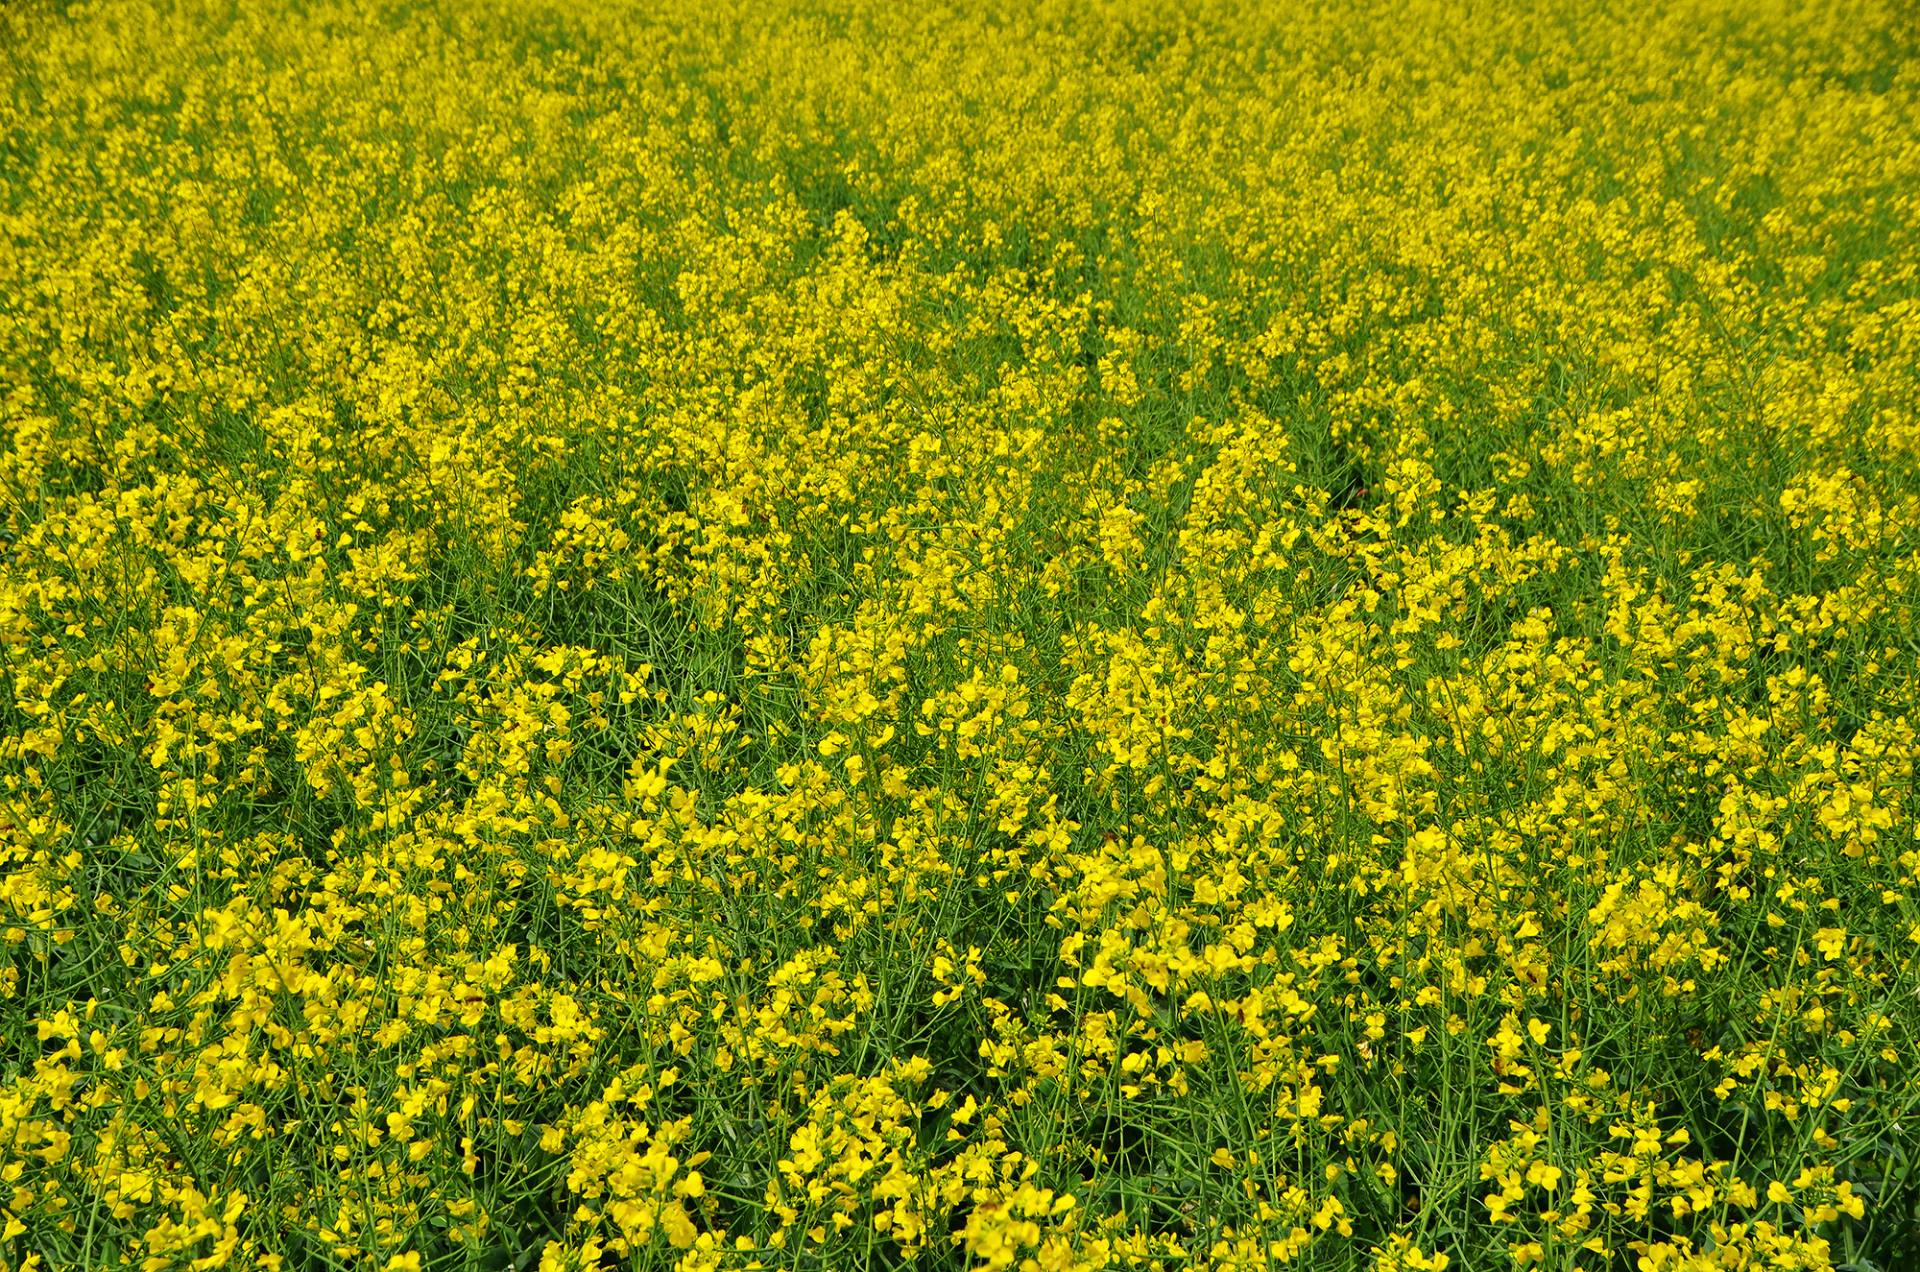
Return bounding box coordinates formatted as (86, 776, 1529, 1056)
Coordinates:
(4, 0, 1920, 1269)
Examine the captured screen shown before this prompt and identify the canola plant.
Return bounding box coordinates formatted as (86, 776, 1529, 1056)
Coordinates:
(1, 1, 1919, 1268)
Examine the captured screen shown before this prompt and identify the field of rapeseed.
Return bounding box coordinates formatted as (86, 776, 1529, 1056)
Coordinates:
(4, 0, 1920, 1268)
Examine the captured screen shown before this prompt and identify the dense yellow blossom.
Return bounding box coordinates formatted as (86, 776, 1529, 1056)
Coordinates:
(2, 0, 1919, 1268)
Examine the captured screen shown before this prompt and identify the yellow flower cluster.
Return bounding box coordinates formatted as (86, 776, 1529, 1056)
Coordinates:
(2, 0, 1919, 1268)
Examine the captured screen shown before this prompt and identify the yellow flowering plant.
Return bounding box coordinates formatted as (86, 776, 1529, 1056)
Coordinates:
(2, 0, 1919, 1268)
